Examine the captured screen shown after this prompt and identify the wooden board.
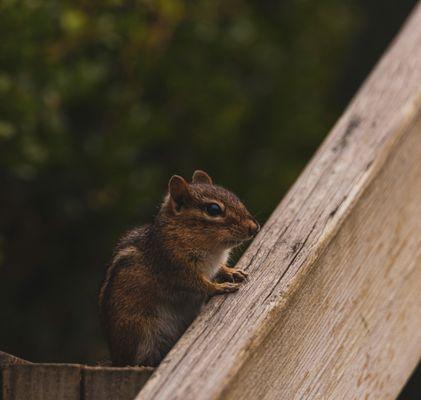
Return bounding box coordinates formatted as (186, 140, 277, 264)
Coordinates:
(136, 3, 421, 400)
(221, 109, 421, 400)
(0, 358, 153, 400)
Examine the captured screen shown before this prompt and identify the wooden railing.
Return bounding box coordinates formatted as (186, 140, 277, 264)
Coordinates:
(1, 3, 421, 400)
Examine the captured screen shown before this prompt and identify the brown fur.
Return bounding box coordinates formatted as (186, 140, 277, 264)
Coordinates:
(98, 170, 259, 367)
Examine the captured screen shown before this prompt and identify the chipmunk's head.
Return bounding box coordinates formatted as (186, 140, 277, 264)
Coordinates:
(160, 170, 259, 250)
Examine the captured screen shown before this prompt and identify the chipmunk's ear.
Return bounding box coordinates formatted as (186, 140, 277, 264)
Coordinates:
(169, 175, 191, 208)
(192, 170, 213, 185)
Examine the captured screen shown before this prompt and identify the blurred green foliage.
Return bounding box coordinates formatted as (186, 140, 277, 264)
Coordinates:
(0, 0, 417, 378)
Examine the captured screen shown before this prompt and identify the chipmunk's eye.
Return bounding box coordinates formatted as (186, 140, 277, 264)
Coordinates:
(205, 203, 223, 217)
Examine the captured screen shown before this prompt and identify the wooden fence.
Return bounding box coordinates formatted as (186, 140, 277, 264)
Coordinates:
(0, 352, 153, 400)
(2, 2, 421, 399)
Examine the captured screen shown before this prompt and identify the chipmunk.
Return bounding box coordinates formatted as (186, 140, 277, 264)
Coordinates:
(98, 170, 259, 367)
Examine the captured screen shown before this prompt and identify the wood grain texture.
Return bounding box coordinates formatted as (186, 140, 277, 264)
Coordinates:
(222, 111, 421, 400)
(83, 366, 153, 400)
(137, 4, 421, 400)
(2, 364, 81, 400)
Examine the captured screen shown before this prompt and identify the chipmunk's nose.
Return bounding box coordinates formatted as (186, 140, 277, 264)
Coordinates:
(247, 219, 260, 237)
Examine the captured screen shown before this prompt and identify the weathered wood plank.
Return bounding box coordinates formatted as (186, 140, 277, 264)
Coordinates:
(2, 364, 81, 400)
(83, 366, 153, 400)
(136, 3, 421, 400)
(221, 111, 421, 400)
(0, 352, 154, 400)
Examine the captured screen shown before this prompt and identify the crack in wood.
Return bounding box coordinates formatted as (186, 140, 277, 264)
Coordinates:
(333, 115, 362, 152)
(262, 215, 321, 305)
(329, 194, 349, 218)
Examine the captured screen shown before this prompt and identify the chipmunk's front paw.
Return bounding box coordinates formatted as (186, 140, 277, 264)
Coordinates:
(231, 268, 249, 282)
(211, 282, 241, 295)
(217, 267, 249, 283)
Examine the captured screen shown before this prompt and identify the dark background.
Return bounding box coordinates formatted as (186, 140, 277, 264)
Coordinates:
(0, 0, 419, 397)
